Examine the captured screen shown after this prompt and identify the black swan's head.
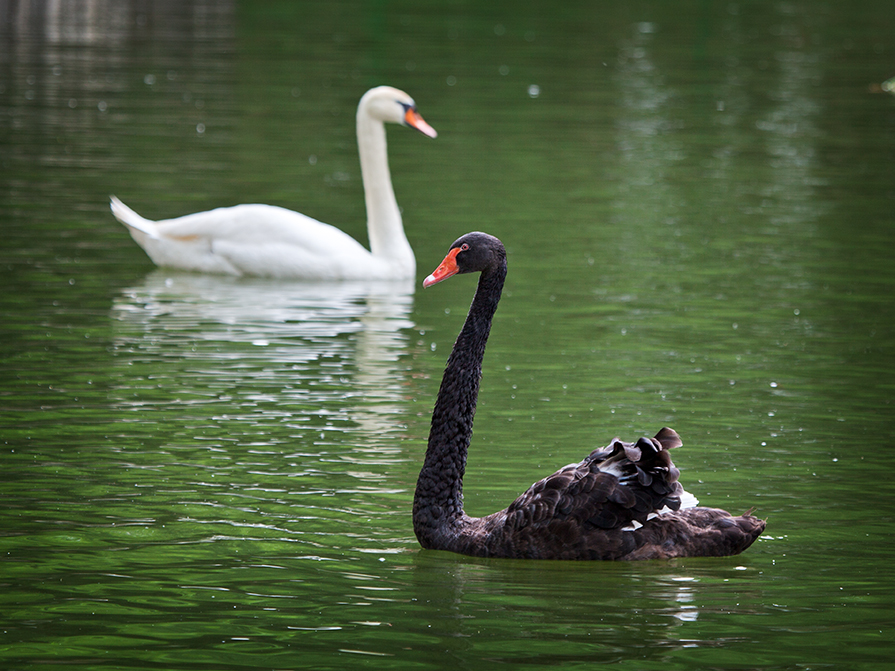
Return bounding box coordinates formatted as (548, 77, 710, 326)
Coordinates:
(423, 232, 506, 287)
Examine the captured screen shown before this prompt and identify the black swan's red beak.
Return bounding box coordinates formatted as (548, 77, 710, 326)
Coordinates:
(423, 247, 461, 287)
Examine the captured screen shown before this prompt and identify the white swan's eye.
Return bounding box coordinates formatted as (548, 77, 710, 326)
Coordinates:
(460, 243, 469, 251)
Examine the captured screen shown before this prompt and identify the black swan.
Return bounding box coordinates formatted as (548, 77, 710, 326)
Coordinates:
(413, 232, 766, 560)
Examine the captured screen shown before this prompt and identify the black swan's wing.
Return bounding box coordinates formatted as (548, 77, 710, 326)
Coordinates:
(505, 427, 684, 524)
(474, 427, 764, 559)
(478, 428, 692, 558)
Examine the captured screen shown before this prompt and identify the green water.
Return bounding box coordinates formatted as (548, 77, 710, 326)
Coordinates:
(2, 1, 894, 669)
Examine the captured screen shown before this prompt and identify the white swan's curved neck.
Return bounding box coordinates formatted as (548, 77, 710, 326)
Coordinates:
(357, 113, 414, 270)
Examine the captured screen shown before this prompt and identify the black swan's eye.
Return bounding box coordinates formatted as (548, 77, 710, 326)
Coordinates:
(460, 243, 469, 251)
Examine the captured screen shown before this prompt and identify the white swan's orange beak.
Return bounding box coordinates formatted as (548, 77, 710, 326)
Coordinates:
(405, 107, 438, 138)
(423, 247, 461, 287)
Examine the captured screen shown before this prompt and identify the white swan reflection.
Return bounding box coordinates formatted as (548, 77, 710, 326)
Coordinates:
(110, 271, 416, 448)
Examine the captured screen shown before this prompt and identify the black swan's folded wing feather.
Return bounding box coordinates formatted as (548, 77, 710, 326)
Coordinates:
(477, 429, 694, 558)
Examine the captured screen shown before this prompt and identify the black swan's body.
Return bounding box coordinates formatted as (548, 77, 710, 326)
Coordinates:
(413, 232, 766, 560)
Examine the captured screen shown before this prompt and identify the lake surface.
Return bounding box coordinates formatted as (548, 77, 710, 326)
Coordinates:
(2, 1, 894, 669)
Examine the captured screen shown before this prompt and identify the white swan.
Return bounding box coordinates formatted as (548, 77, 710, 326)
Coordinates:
(110, 86, 436, 280)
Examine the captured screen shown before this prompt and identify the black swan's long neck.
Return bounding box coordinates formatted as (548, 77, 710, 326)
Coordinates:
(413, 262, 506, 548)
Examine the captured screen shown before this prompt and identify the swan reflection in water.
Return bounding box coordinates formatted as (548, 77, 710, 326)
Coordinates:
(407, 556, 712, 654)
(109, 271, 417, 453)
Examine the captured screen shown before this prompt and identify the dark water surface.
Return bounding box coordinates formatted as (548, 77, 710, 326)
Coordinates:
(2, 1, 894, 669)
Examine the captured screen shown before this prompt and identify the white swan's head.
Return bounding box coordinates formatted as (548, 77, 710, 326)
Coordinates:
(358, 86, 437, 138)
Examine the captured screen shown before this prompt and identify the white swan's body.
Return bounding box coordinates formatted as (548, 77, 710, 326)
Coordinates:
(110, 86, 436, 280)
